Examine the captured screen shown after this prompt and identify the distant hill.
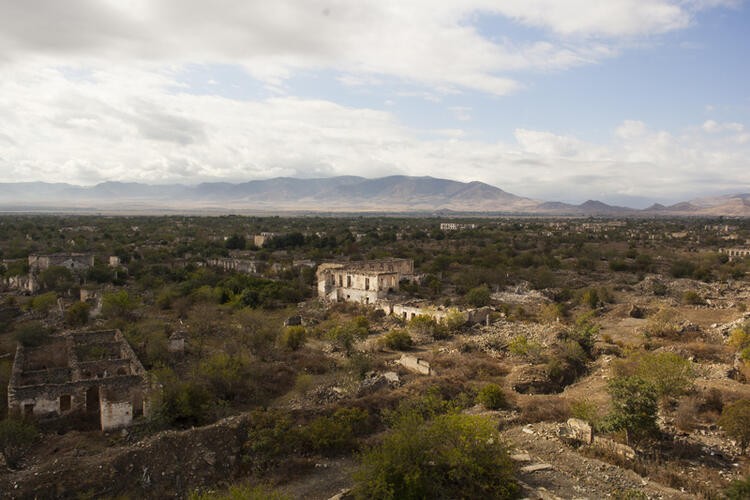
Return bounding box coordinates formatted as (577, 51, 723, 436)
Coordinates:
(0, 176, 749, 216)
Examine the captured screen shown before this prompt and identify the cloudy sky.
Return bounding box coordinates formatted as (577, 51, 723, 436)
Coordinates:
(0, 0, 748, 206)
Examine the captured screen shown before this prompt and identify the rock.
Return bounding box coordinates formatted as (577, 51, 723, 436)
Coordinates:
(284, 315, 302, 326)
(520, 463, 553, 473)
(629, 304, 644, 318)
(510, 453, 532, 462)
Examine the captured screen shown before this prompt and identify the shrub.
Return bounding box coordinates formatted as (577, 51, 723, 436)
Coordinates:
(326, 320, 368, 356)
(642, 307, 680, 339)
(719, 399, 750, 452)
(279, 326, 306, 351)
(508, 335, 544, 362)
(725, 476, 750, 500)
(30, 292, 57, 314)
(65, 301, 90, 327)
(383, 329, 413, 350)
(102, 290, 139, 320)
(151, 368, 212, 428)
(476, 383, 508, 410)
(189, 483, 290, 500)
(243, 409, 298, 472)
(353, 412, 518, 499)
(518, 396, 570, 423)
(465, 285, 491, 307)
(682, 291, 705, 306)
(0, 418, 38, 469)
(633, 351, 695, 401)
(300, 407, 370, 455)
(13, 322, 51, 347)
(570, 399, 601, 427)
(604, 376, 659, 445)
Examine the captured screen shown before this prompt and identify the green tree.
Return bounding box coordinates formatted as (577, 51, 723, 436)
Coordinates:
(102, 290, 139, 320)
(326, 320, 368, 356)
(719, 399, 750, 452)
(38, 266, 74, 293)
(0, 418, 38, 469)
(476, 383, 508, 410)
(65, 301, 90, 327)
(353, 412, 518, 499)
(605, 376, 659, 445)
(634, 351, 695, 402)
(383, 329, 413, 350)
(13, 322, 51, 347)
(30, 292, 57, 315)
(465, 285, 491, 307)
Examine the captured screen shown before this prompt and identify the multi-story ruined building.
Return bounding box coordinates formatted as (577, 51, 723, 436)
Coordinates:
(7, 330, 149, 431)
(317, 258, 414, 305)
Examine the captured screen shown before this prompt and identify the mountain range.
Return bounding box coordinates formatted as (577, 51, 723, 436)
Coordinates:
(0, 176, 749, 216)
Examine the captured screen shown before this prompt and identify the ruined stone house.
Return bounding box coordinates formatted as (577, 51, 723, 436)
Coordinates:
(7, 329, 149, 431)
(316, 258, 414, 305)
(28, 253, 94, 273)
(206, 257, 261, 275)
(720, 247, 750, 261)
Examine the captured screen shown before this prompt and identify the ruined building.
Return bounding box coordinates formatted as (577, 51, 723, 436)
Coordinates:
(317, 258, 414, 305)
(7, 329, 149, 431)
(720, 247, 750, 261)
(28, 253, 94, 273)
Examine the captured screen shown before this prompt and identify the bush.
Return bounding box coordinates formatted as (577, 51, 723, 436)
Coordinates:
(632, 351, 695, 401)
(508, 335, 544, 362)
(102, 290, 139, 320)
(353, 412, 518, 499)
(13, 322, 51, 347)
(476, 383, 507, 410)
(65, 301, 90, 327)
(570, 399, 601, 427)
(465, 285, 491, 307)
(719, 399, 750, 452)
(0, 418, 38, 469)
(300, 407, 370, 455)
(243, 409, 298, 472)
(604, 376, 659, 445)
(279, 326, 306, 351)
(190, 483, 290, 500)
(151, 368, 213, 428)
(725, 476, 750, 500)
(408, 315, 446, 339)
(30, 292, 57, 314)
(682, 291, 705, 306)
(383, 329, 413, 350)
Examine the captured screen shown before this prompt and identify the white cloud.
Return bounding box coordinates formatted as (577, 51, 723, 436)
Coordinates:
(0, 64, 747, 204)
(0, 1, 735, 96)
(702, 119, 744, 133)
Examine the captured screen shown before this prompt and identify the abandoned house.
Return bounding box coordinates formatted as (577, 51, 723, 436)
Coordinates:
(317, 258, 414, 305)
(253, 232, 278, 247)
(206, 257, 261, 275)
(28, 253, 94, 273)
(720, 247, 750, 261)
(7, 329, 149, 431)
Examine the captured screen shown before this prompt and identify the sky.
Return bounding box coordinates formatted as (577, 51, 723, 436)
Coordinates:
(0, 0, 748, 207)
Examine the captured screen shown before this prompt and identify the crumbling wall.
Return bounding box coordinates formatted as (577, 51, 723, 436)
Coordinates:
(397, 354, 432, 375)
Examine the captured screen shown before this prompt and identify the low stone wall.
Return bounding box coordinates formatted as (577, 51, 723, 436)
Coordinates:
(397, 354, 432, 375)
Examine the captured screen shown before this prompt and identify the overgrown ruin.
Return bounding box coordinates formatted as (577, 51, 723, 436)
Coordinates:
(7, 329, 149, 431)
